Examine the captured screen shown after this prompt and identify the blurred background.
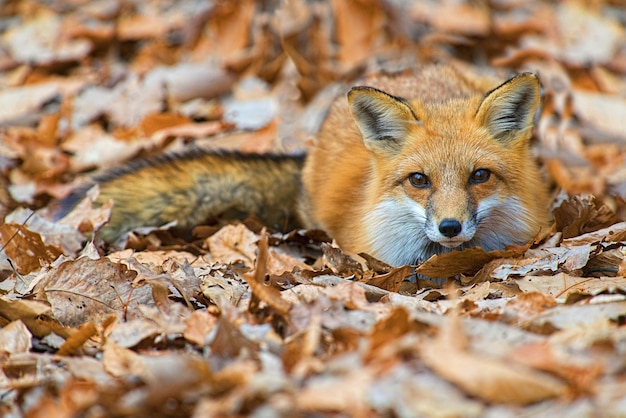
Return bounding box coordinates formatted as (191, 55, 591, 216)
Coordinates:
(0, 0, 624, 218)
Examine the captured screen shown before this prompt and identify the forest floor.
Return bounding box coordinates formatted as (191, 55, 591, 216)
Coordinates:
(1, 0, 626, 417)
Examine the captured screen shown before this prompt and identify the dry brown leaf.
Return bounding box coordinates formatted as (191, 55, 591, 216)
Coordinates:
(504, 292, 558, 323)
(33, 257, 153, 328)
(296, 370, 372, 413)
(267, 249, 311, 277)
(420, 315, 567, 404)
(61, 125, 152, 171)
(206, 224, 259, 268)
(425, 3, 491, 37)
(562, 222, 626, 247)
(150, 121, 231, 144)
(282, 308, 322, 373)
(243, 231, 292, 317)
(209, 314, 258, 360)
(204, 0, 255, 58)
(365, 265, 412, 293)
(367, 307, 412, 356)
(102, 339, 147, 378)
(332, 0, 388, 66)
(516, 273, 626, 301)
(618, 256, 626, 277)
(0, 296, 52, 338)
(417, 245, 528, 279)
(511, 342, 603, 395)
(322, 243, 365, 279)
(137, 113, 192, 137)
(5, 207, 84, 255)
(184, 309, 219, 346)
(491, 245, 596, 280)
(57, 322, 98, 356)
(106, 318, 162, 349)
(0, 223, 63, 274)
(523, 300, 626, 331)
(117, 14, 172, 41)
(0, 320, 32, 355)
(553, 195, 622, 239)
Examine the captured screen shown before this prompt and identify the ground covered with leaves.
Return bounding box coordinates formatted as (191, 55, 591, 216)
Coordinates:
(1, 0, 626, 417)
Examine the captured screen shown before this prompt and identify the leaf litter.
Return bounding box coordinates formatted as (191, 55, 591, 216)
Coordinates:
(0, 0, 626, 417)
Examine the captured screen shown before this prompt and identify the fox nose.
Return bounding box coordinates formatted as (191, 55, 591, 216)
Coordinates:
(439, 218, 462, 238)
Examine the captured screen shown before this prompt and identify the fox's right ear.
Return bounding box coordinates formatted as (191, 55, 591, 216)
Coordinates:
(475, 73, 541, 145)
(348, 87, 419, 154)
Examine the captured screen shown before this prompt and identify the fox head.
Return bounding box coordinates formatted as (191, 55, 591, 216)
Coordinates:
(347, 72, 544, 265)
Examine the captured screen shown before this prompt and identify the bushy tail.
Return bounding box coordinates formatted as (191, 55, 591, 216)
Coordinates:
(57, 150, 305, 242)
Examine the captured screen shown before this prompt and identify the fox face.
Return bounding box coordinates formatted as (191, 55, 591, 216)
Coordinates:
(348, 73, 545, 266)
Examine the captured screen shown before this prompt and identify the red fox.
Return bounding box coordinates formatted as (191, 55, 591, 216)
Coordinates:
(58, 65, 549, 266)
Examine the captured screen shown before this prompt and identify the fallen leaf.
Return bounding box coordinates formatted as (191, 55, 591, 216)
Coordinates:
(420, 315, 567, 404)
(206, 224, 259, 268)
(57, 322, 98, 356)
(33, 257, 153, 328)
(517, 273, 626, 301)
(0, 320, 32, 355)
(523, 300, 626, 331)
(184, 310, 219, 346)
(417, 246, 528, 279)
(0, 223, 63, 274)
(243, 231, 292, 317)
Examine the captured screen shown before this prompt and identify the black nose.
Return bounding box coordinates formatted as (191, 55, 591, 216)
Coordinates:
(439, 218, 462, 238)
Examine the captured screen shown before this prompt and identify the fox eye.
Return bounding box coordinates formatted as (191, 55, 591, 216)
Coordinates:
(470, 168, 491, 184)
(408, 172, 430, 188)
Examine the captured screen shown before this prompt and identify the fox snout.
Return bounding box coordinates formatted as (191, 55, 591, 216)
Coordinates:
(438, 218, 462, 238)
(425, 215, 477, 248)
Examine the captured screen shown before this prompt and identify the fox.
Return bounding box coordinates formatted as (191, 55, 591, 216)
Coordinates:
(57, 65, 550, 267)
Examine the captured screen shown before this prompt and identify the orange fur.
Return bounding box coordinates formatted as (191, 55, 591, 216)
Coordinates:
(60, 65, 549, 266)
(301, 65, 549, 265)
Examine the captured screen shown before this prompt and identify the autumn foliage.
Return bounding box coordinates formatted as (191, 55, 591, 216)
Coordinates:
(1, 0, 626, 417)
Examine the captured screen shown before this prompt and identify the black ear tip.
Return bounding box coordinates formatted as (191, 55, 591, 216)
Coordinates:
(348, 86, 384, 99)
(515, 73, 541, 91)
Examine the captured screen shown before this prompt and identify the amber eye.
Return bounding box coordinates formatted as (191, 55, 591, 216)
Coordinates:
(408, 172, 430, 188)
(470, 168, 491, 184)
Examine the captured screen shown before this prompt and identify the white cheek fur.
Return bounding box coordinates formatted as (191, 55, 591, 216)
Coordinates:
(362, 195, 537, 266)
(363, 197, 433, 266)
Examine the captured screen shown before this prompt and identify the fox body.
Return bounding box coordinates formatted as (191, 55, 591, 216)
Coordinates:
(59, 65, 549, 266)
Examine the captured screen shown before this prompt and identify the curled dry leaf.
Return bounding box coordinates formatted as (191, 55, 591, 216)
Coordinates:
(553, 195, 622, 239)
(0, 320, 32, 355)
(562, 222, 626, 247)
(365, 265, 412, 293)
(243, 231, 292, 317)
(417, 245, 529, 279)
(0, 223, 63, 275)
(420, 315, 568, 404)
(5, 207, 84, 256)
(57, 322, 98, 356)
(206, 223, 259, 268)
(491, 244, 597, 280)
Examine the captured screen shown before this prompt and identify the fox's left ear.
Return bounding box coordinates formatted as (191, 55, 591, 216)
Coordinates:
(348, 86, 419, 154)
(475, 73, 541, 145)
